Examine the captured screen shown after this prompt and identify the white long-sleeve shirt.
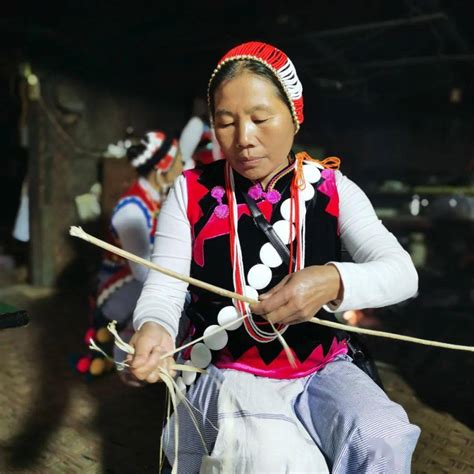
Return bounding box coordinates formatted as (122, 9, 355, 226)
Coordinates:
(179, 117, 204, 170)
(111, 177, 160, 283)
(133, 171, 418, 339)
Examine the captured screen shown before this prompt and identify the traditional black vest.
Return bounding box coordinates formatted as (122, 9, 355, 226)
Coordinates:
(184, 158, 347, 377)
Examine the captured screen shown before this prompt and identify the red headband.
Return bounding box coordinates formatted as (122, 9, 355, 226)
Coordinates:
(208, 41, 304, 129)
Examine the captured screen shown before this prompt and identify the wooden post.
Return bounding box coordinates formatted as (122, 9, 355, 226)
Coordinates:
(28, 93, 55, 286)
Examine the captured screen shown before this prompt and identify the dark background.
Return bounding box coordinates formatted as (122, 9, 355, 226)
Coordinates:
(0, 1, 472, 471)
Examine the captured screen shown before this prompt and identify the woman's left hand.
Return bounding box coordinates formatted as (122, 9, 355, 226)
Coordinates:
(250, 265, 343, 325)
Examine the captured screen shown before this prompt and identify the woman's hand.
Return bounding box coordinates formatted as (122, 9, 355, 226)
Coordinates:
(128, 322, 176, 383)
(250, 265, 343, 325)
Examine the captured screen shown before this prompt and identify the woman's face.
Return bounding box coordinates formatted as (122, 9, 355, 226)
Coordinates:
(213, 72, 295, 186)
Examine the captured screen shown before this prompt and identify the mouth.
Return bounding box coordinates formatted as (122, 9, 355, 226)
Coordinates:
(238, 156, 264, 167)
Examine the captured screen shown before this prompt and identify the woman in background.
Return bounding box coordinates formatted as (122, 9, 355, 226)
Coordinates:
(76, 130, 182, 384)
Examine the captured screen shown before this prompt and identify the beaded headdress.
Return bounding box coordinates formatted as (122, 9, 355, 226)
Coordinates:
(208, 41, 304, 130)
(129, 131, 178, 174)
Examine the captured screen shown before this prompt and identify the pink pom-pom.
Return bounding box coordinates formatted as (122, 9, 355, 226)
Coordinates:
(211, 186, 225, 200)
(214, 204, 229, 219)
(76, 357, 91, 373)
(265, 189, 281, 204)
(84, 328, 96, 344)
(248, 184, 263, 200)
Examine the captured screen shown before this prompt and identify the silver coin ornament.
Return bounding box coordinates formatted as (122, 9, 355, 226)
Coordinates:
(244, 285, 259, 302)
(247, 263, 273, 290)
(303, 164, 321, 184)
(259, 242, 283, 268)
(190, 342, 212, 369)
(280, 198, 292, 221)
(301, 182, 315, 201)
(203, 324, 229, 350)
(182, 361, 197, 385)
(273, 220, 296, 245)
(175, 376, 186, 393)
(217, 305, 243, 330)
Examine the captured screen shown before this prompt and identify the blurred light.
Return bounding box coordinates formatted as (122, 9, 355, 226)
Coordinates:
(124, 139, 132, 148)
(342, 310, 363, 326)
(27, 74, 38, 86)
(421, 198, 429, 207)
(342, 309, 380, 329)
(449, 198, 457, 207)
(449, 87, 462, 104)
(19, 62, 32, 78)
(410, 194, 420, 216)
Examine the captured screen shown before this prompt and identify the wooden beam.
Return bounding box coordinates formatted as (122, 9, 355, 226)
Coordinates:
(28, 96, 55, 286)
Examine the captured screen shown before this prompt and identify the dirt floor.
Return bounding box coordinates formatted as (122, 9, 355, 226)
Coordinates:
(0, 284, 473, 473)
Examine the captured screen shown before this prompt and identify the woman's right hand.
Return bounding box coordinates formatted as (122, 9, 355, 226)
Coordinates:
(128, 322, 176, 383)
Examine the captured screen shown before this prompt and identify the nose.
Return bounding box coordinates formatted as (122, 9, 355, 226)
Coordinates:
(235, 120, 255, 150)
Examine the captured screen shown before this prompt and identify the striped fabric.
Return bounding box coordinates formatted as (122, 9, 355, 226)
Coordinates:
(164, 357, 420, 473)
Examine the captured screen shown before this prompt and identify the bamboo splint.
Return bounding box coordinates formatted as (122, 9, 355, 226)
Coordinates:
(70, 226, 474, 353)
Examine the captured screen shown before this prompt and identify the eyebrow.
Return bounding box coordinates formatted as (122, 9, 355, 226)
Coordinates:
(215, 109, 233, 118)
(215, 105, 274, 117)
(248, 105, 273, 113)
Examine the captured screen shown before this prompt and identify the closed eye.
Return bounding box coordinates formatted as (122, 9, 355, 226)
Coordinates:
(253, 118, 270, 125)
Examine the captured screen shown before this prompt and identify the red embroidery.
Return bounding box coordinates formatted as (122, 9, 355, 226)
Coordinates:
(215, 337, 348, 379)
(184, 169, 208, 232)
(319, 169, 339, 218)
(192, 201, 272, 267)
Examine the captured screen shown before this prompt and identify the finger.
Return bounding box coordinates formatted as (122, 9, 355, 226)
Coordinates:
(146, 357, 175, 384)
(146, 366, 162, 384)
(279, 314, 306, 326)
(133, 345, 164, 379)
(254, 285, 292, 315)
(143, 345, 167, 372)
(279, 304, 323, 326)
(129, 331, 139, 347)
(249, 300, 266, 315)
(251, 276, 292, 314)
(265, 301, 297, 324)
(131, 337, 155, 369)
(259, 275, 290, 300)
(165, 358, 177, 379)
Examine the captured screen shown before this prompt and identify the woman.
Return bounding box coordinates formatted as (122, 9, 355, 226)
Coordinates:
(130, 42, 420, 472)
(78, 130, 182, 381)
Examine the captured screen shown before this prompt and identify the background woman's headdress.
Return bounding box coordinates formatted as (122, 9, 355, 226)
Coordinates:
(128, 131, 179, 175)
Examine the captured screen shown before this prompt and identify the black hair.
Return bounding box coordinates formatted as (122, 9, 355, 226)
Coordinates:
(127, 131, 175, 176)
(208, 60, 293, 119)
(126, 144, 149, 177)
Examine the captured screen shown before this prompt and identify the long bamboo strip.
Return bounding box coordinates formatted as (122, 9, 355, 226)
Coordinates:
(71, 226, 474, 353)
(70, 226, 255, 304)
(310, 317, 474, 352)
